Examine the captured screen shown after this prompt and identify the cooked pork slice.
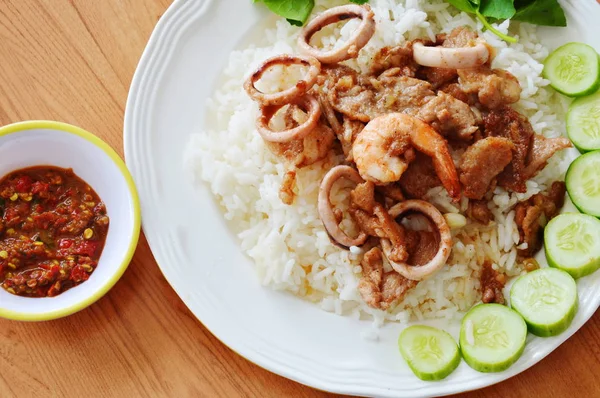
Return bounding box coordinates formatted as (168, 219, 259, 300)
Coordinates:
(414, 27, 478, 90)
(480, 262, 506, 304)
(266, 105, 336, 168)
(375, 183, 405, 202)
(417, 91, 479, 140)
(350, 180, 377, 213)
(438, 82, 478, 106)
(443, 26, 479, 48)
(515, 201, 544, 258)
(523, 134, 572, 179)
(467, 199, 494, 225)
(483, 107, 535, 193)
(325, 63, 479, 139)
(459, 137, 514, 200)
(358, 247, 417, 310)
(405, 229, 440, 266)
(379, 273, 417, 309)
(340, 117, 364, 160)
(515, 181, 566, 257)
(324, 65, 435, 122)
(399, 152, 441, 199)
(458, 67, 521, 109)
(418, 66, 457, 89)
(539, 180, 567, 218)
(349, 182, 408, 262)
(369, 43, 420, 77)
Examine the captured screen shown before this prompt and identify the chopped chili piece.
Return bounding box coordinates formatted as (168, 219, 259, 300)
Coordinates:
(0, 167, 109, 297)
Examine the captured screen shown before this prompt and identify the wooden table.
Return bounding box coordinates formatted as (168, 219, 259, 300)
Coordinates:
(0, 1, 599, 397)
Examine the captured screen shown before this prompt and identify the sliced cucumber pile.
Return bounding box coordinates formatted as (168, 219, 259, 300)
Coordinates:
(510, 268, 578, 337)
(459, 304, 527, 373)
(567, 91, 600, 153)
(566, 151, 600, 217)
(545, 213, 600, 278)
(398, 325, 460, 381)
(543, 42, 600, 97)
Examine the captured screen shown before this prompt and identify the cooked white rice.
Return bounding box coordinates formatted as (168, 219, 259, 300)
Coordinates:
(185, 0, 569, 329)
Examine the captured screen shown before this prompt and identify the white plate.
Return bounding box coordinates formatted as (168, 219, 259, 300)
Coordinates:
(124, 1, 600, 396)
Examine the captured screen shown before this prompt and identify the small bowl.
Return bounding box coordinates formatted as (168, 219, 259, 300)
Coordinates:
(0, 121, 141, 321)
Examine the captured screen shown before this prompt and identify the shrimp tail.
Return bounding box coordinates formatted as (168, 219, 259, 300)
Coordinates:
(432, 151, 461, 202)
(408, 117, 462, 202)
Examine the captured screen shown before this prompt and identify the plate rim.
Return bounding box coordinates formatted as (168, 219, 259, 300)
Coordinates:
(124, 0, 600, 396)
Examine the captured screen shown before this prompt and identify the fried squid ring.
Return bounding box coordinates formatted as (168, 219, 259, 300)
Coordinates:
(412, 41, 490, 69)
(318, 165, 368, 248)
(256, 95, 322, 143)
(244, 54, 321, 106)
(298, 4, 376, 64)
(380, 200, 452, 281)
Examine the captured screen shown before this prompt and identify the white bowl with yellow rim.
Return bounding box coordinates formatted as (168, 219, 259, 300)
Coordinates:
(0, 121, 140, 321)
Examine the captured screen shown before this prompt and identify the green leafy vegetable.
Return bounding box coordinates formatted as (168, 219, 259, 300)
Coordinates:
(479, 0, 515, 20)
(253, 0, 567, 41)
(445, 0, 567, 43)
(445, 0, 478, 13)
(254, 0, 370, 26)
(446, 0, 516, 42)
(513, 0, 567, 27)
(255, 0, 315, 26)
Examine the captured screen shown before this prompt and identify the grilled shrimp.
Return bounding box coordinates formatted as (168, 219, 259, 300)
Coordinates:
(352, 113, 461, 201)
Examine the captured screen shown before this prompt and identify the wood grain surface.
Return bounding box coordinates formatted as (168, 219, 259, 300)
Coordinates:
(0, 1, 599, 397)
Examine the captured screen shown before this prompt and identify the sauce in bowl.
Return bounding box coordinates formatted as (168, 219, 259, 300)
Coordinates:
(0, 166, 109, 297)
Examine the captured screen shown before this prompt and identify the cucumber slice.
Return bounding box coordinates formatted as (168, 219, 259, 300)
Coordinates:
(510, 268, 578, 337)
(566, 151, 600, 217)
(459, 304, 527, 373)
(544, 213, 600, 278)
(567, 91, 600, 153)
(398, 325, 460, 381)
(543, 42, 600, 97)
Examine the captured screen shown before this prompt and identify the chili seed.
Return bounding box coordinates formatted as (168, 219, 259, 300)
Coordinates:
(67, 256, 75, 261)
(23, 194, 32, 202)
(26, 217, 33, 222)
(53, 281, 61, 291)
(0, 251, 7, 259)
(84, 228, 93, 239)
(5, 272, 13, 278)
(9, 193, 18, 201)
(34, 241, 44, 246)
(6, 287, 16, 295)
(59, 269, 66, 277)
(81, 264, 93, 272)
(52, 260, 60, 265)
(7, 263, 16, 269)
(85, 202, 95, 208)
(6, 229, 14, 235)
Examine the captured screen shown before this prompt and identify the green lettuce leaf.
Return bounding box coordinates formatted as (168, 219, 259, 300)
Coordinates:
(256, 0, 315, 26)
(479, 0, 516, 20)
(445, 0, 478, 13)
(349, 0, 369, 4)
(513, 0, 567, 27)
